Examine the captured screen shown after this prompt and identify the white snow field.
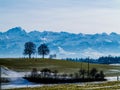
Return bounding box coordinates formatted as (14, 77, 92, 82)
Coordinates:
(1, 66, 42, 89)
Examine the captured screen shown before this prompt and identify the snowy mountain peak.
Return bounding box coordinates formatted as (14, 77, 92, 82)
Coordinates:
(5, 27, 26, 35)
(101, 32, 108, 35)
(110, 32, 118, 36)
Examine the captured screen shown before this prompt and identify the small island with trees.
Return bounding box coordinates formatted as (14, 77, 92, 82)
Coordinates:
(24, 67, 106, 84)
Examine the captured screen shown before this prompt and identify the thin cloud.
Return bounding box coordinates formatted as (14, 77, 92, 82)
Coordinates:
(0, 0, 120, 34)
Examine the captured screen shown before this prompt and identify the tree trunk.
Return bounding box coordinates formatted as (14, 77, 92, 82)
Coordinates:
(29, 54, 31, 59)
(0, 65, 1, 90)
(87, 58, 90, 82)
(42, 54, 44, 59)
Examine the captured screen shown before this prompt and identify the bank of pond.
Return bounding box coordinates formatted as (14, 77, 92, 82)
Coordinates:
(24, 68, 106, 84)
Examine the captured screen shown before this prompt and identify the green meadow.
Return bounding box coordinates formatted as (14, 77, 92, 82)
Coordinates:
(0, 58, 120, 76)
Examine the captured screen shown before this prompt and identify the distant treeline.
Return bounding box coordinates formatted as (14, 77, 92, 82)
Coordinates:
(64, 56, 120, 64)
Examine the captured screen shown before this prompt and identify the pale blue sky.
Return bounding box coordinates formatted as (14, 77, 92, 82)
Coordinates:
(0, 0, 120, 33)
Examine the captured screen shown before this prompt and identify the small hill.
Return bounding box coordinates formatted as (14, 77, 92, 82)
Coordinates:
(0, 58, 120, 76)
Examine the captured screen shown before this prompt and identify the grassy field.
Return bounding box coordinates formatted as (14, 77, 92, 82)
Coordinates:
(0, 58, 120, 76)
(6, 81, 120, 90)
(1, 58, 120, 90)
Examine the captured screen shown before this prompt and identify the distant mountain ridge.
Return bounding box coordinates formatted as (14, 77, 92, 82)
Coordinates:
(1, 27, 120, 58)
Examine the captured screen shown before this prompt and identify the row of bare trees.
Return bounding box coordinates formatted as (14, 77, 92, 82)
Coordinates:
(23, 42, 50, 59)
(30, 68, 105, 80)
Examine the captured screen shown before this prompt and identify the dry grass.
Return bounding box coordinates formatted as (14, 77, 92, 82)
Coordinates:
(0, 58, 120, 76)
(7, 81, 120, 90)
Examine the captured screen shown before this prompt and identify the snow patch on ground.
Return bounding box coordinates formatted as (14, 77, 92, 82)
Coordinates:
(1, 66, 39, 89)
(109, 64, 120, 66)
(105, 76, 120, 81)
(109, 69, 120, 72)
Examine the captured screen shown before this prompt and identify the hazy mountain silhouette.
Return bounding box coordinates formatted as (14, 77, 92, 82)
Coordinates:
(0, 27, 120, 58)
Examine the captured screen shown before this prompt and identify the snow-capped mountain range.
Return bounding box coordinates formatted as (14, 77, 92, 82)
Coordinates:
(1, 27, 120, 58)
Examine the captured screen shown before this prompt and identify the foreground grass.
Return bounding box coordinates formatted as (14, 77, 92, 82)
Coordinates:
(7, 81, 120, 90)
(0, 58, 120, 76)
